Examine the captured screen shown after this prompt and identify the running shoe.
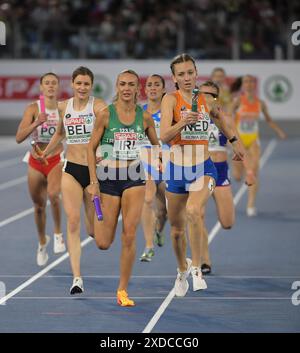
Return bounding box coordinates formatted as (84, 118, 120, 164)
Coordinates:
(70, 277, 84, 295)
(174, 258, 192, 297)
(191, 266, 207, 291)
(117, 290, 135, 307)
(201, 263, 212, 275)
(53, 233, 66, 254)
(36, 235, 50, 266)
(140, 248, 155, 262)
(154, 230, 165, 247)
(247, 207, 257, 217)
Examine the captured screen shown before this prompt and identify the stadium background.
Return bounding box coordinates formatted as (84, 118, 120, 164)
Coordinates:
(0, 0, 299, 135)
(0, 0, 299, 335)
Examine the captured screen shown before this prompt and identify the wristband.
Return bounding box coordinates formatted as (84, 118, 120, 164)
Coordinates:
(229, 136, 238, 144)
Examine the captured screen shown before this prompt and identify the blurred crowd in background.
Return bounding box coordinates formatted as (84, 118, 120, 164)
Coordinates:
(1, 0, 300, 59)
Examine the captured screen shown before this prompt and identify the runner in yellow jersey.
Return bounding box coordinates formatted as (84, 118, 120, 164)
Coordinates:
(231, 75, 286, 216)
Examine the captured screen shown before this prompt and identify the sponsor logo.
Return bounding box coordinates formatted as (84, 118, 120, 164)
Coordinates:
(264, 75, 292, 103)
(93, 75, 112, 100)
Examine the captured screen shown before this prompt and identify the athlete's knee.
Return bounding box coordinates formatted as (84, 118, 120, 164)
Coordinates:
(67, 214, 81, 234)
(170, 226, 185, 241)
(47, 191, 60, 205)
(233, 172, 242, 182)
(121, 229, 136, 247)
(186, 205, 202, 224)
(219, 215, 235, 229)
(34, 203, 46, 215)
(95, 238, 111, 250)
(221, 222, 233, 230)
(143, 195, 154, 208)
(156, 208, 167, 222)
(200, 206, 205, 220)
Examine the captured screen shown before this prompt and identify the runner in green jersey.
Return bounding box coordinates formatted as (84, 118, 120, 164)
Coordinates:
(87, 70, 161, 307)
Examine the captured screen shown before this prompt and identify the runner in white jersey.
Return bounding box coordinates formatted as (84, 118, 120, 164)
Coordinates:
(42, 67, 106, 294)
(200, 76, 256, 275)
(16, 73, 66, 267)
(139, 74, 168, 262)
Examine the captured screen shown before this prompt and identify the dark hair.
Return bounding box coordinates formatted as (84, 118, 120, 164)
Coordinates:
(170, 53, 197, 89)
(200, 80, 220, 96)
(242, 74, 255, 82)
(146, 74, 166, 101)
(147, 74, 165, 88)
(72, 66, 94, 84)
(211, 67, 226, 77)
(230, 76, 243, 94)
(40, 72, 59, 84)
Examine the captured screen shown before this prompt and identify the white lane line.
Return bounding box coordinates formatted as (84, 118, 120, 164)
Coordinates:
(143, 139, 278, 334)
(0, 215, 122, 305)
(1, 275, 298, 279)
(0, 176, 27, 191)
(208, 139, 277, 243)
(0, 237, 92, 305)
(0, 138, 28, 153)
(9, 296, 292, 300)
(0, 157, 23, 169)
(0, 200, 50, 228)
(0, 207, 35, 228)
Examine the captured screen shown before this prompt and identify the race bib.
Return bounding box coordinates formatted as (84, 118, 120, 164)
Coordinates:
(65, 114, 94, 144)
(180, 111, 210, 141)
(113, 132, 140, 160)
(154, 120, 160, 139)
(33, 111, 58, 143)
(208, 124, 220, 147)
(239, 120, 258, 134)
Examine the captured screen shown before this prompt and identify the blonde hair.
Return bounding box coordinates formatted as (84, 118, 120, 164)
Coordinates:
(113, 69, 140, 103)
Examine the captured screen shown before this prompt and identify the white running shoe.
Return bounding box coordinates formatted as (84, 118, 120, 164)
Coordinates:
(174, 258, 192, 297)
(191, 266, 207, 291)
(36, 235, 50, 266)
(70, 277, 84, 295)
(53, 233, 66, 254)
(247, 207, 257, 217)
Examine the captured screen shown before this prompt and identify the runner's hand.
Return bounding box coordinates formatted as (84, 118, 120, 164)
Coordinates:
(87, 183, 100, 202)
(181, 110, 199, 125)
(36, 112, 48, 126)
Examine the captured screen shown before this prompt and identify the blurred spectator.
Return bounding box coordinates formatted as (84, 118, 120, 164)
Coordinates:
(0, 0, 300, 59)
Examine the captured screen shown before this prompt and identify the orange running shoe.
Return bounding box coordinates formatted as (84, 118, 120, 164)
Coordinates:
(117, 290, 135, 307)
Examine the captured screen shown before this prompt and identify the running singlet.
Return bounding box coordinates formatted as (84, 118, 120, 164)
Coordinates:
(208, 87, 230, 152)
(101, 104, 146, 160)
(235, 94, 261, 148)
(169, 90, 210, 146)
(143, 104, 161, 139)
(218, 87, 232, 113)
(63, 96, 95, 144)
(208, 122, 227, 152)
(31, 100, 59, 143)
(139, 104, 161, 147)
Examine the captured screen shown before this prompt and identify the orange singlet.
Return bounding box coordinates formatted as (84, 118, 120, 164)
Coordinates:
(169, 90, 211, 146)
(235, 94, 261, 149)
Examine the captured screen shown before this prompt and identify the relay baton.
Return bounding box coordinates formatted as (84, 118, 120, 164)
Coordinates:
(31, 141, 48, 165)
(93, 195, 103, 221)
(39, 94, 45, 113)
(191, 88, 199, 112)
(39, 94, 47, 128)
